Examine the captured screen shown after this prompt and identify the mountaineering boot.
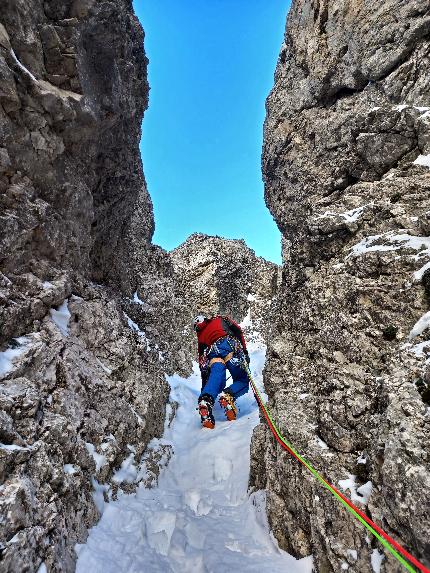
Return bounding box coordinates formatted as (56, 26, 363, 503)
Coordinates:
(198, 395, 215, 429)
(219, 391, 237, 421)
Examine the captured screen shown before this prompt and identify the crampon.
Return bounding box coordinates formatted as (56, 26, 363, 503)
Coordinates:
(219, 392, 237, 421)
(197, 397, 215, 429)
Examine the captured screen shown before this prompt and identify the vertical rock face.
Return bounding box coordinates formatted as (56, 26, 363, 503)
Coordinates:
(0, 2, 181, 571)
(170, 233, 280, 358)
(0, 0, 153, 291)
(253, 1, 430, 572)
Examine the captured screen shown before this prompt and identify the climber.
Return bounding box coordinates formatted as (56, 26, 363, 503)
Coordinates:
(193, 314, 250, 429)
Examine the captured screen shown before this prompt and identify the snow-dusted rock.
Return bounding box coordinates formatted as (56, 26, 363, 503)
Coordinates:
(0, 2, 182, 571)
(252, 1, 430, 572)
(0, 3, 278, 570)
(0, 287, 171, 573)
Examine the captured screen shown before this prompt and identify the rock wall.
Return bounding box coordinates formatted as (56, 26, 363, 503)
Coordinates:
(251, 1, 430, 572)
(0, 2, 182, 571)
(170, 233, 280, 358)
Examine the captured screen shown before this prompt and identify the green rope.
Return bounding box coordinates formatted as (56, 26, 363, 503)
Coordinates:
(246, 367, 418, 573)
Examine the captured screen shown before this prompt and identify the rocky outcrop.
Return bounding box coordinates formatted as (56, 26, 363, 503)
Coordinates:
(252, 1, 430, 572)
(170, 233, 280, 358)
(0, 287, 169, 572)
(0, 0, 151, 290)
(0, 2, 182, 571)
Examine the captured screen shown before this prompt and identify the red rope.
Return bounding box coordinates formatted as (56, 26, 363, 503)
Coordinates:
(251, 385, 430, 573)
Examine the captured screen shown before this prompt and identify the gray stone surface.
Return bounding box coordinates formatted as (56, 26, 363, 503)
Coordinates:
(3, 0, 429, 571)
(0, 2, 181, 571)
(0, 290, 169, 572)
(251, 1, 430, 572)
(0, 0, 154, 293)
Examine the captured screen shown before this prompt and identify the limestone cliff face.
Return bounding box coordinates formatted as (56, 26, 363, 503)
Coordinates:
(0, 2, 180, 571)
(170, 233, 280, 359)
(252, 1, 430, 572)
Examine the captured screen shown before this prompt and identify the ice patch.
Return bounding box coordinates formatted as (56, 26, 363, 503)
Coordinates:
(372, 105, 430, 118)
(414, 154, 430, 168)
(403, 340, 430, 359)
(356, 481, 373, 504)
(348, 232, 430, 259)
(408, 311, 430, 339)
(37, 563, 47, 573)
(414, 260, 430, 281)
(91, 478, 110, 514)
(10, 49, 38, 82)
(112, 453, 138, 484)
(338, 475, 372, 505)
(371, 548, 385, 573)
(317, 203, 372, 224)
(124, 312, 151, 351)
(64, 464, 79, 475)
(50, 300, 71, 336)
(240, 308, 252, 329)
(316, 436, 329, 449)
(131, 291, 145, 305)
(347, 549, 358, 561)
(0, 336, 31, 377)
(85, 443, 107, 473)
(0, 442, 32, 452)
(42, 281, 53, 289)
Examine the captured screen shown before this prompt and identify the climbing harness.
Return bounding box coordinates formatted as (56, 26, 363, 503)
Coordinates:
(209, 352, 234, 367)
(244, 363, 430, 573)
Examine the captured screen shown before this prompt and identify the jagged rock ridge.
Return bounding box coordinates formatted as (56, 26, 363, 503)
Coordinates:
(251, 1, 430, 572)
(171, 233, 281, 360)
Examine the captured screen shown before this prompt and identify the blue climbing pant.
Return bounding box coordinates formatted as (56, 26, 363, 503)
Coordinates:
(199, 337, 249, 402)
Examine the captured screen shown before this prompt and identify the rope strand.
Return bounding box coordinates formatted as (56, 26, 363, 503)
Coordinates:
(245, 364, 429, 573)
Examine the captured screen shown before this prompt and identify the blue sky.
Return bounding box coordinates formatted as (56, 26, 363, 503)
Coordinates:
(133, 1, 289, 264)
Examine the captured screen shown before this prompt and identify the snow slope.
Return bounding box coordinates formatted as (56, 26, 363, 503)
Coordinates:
(76, 343, 313, 572)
